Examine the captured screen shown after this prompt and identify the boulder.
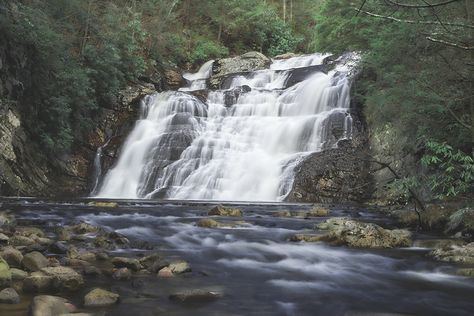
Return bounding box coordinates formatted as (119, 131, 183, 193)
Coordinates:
(23, 272, 53, 292)
(0, 212, 16, 228)
(306, 206, 330, 217)
(197, 219, 221, 228)
(0, 246, 23, 267)
(84, 288, 120, 307)
(40, 266, 84, 291)
(430, 242, 474, 264)
(71, 222, 99, 234)
(112, 267, 132, 280)
(157, 267, 174, 278)
(223, 85, 251, 107)
(169, 289, 222, 303)
(0, 258, 12, 288)
(273, 53, 299, 60)
(290, 234, 324, 242)
(0, 232, 9, 244)
(272, 211, 292, 218)
(314, 217, 412, 248)
(0, 287, 20, 304)
(209, 52, 271, 89)
(87, 201, 118, 208)
(168, 261, 191, 274)
(9, 235, 35, 247)
(111, 257, 141, 271)
(10, 268, 28, 280)
(22, 251, 49, 271)
(445, 208, 474, 239)
(30, 295, 75, 316)
(164, 69, 185, 89)
(208, 205, 242, 217)
(15, 226, 45, 238)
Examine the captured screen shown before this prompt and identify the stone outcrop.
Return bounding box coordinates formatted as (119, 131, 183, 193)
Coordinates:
(209, 52, 271, 89)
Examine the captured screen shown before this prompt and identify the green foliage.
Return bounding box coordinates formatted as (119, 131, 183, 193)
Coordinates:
(189, 38, 229, 64)
(422, 141, 474, 198)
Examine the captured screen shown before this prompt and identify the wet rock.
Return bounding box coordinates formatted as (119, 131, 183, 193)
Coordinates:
(138, 253, 161, 269)
(10, 268, 28, 280)
(112, 257, 141, 271)
(430, 242, 474, 264)
(223, 85, 251, 107)
(0, 232, 9, 244)
(94, 232, 129, 250)
(112, 267, 132, 280)
(412, 238, 465, 249)
(77, 252, 96, 262)
(87, 201, 118, 208)
(0, 258, 12, 287)
(164, 69, 185, 89)
(272, 211, 292, 218)
(456, 268, 474, 277)
(40, 266, 84, 291)
(22, 251, 49, 271)
(306, 206, 330, 217)
(197, 218, 220, 228)
(0, 287, 20, 304)
(208, 205, 242, 217)
(23, 272, 53, 292)
(315, 217, 412, 248)
(149, 258, 170, 273)
(209, 52, 271, 89)
(71, 222, 99, 234)
(83, 265, 102, 276)
(9, 235, 35, 246)
(168, 261, 191, 274)
(445, 208, 474, 239)
(30, 295, 76, 316)
(16, 226, 45, 238)
(290, 234, 324, 242)
(84, 288, 120, 307)
(49, 241, 69, 254)
(157, 267, 174, 278)
(169, 289, 222, 303)
(0, 246, 23, 267)
(0, 212, 16, 228)
(57, 227, 73, 241)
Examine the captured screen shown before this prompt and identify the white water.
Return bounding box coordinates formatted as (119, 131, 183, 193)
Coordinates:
(179, 60, 214, 91)
(97, 53, 357, 200)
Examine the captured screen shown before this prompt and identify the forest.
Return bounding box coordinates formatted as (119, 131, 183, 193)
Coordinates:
(0, 0, 473, 201)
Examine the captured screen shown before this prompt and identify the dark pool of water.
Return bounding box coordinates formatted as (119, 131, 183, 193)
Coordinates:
(1, 198, 474, 316)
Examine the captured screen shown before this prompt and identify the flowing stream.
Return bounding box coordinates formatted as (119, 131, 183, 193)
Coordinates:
(2, 198, 474, 316)
(96, 53, 355, 200)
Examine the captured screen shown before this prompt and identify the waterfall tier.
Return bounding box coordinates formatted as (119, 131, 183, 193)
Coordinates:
(96, 53, 359, 201)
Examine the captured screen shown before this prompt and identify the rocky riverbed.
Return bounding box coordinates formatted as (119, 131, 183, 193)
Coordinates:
(0, 198, 474, 316)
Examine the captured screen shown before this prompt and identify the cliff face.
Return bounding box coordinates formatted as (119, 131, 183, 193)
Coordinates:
(0, 31, 164, 197)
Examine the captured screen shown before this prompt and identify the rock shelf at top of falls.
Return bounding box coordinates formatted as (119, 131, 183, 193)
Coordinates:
(94, 52, 360, 201)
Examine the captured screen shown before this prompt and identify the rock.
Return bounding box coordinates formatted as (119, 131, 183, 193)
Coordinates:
(77, 252, 96, 262)
(0, 258, 12, 287)
(157, 267, 174, 278)
(289, 234, 324, 242)
(49, 242, 69, 254)
(315, 217, 412, 248)
(84, 288, 120, 307)
(138, 253, 161, 269)
(412, 238, 465, 249)
(149, 258, 170, 273)
(0, 232, 9, 244)
(23, 251, 49, 271)
(9, 235, 35, 246)
(445, 208, 474, 238)
(23, 272, 53, 292)
(306, 206, 330, 217)
(71, 222, 99, 234)
(40, 266, 84, 291)
(208, 205, 242, 217)
(272, 211, 292, 218)
(30, 295, 75, 316)
(223, 85, 251, 107)
(168, 261, 191, 274)
(15, 226, 45, 238)
(0, 287, 20, 304)
(169, 289, 222, 303)
(111, 257, 141, 271)
(112, 267, 132, 280)
(456, 268, 474, 277)
(0, 246, 23, 267)
(273, 53, 299, 60)
(430, 242, 474, 264)
(94, 232, 129, 250)
(0, 212, 15, 228)
(57, 227, 73, 241)
(164, 69, 185, 89)
(209, 52, 271, 89)
(83, 265, 102, 276)
(10, 268, 28, 280)
(197, 218, 221, 228)
(87, 201, 118, 208)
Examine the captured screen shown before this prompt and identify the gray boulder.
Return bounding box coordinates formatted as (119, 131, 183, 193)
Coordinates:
(0, 287, 20, 304)
(84, 288, 119, 307)
(30, 295, 75, 316)
(22, 251, 49, 271)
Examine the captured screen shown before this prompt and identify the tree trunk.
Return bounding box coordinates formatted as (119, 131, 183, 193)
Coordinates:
(282, 0, 286, 23)
(467, 0, 474, 155)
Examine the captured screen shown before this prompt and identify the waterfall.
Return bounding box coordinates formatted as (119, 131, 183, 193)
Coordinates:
(96, 53, 358, 201)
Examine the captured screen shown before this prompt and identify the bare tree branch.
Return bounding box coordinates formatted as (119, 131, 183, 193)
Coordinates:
(385, 0, 461, 8)
(356, 0, 368, 16)
(426, 36, 474, 49)
(354, 8, 474, 29)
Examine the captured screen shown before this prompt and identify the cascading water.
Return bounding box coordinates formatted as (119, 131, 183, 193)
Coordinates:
(96, 53, 358, 200)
